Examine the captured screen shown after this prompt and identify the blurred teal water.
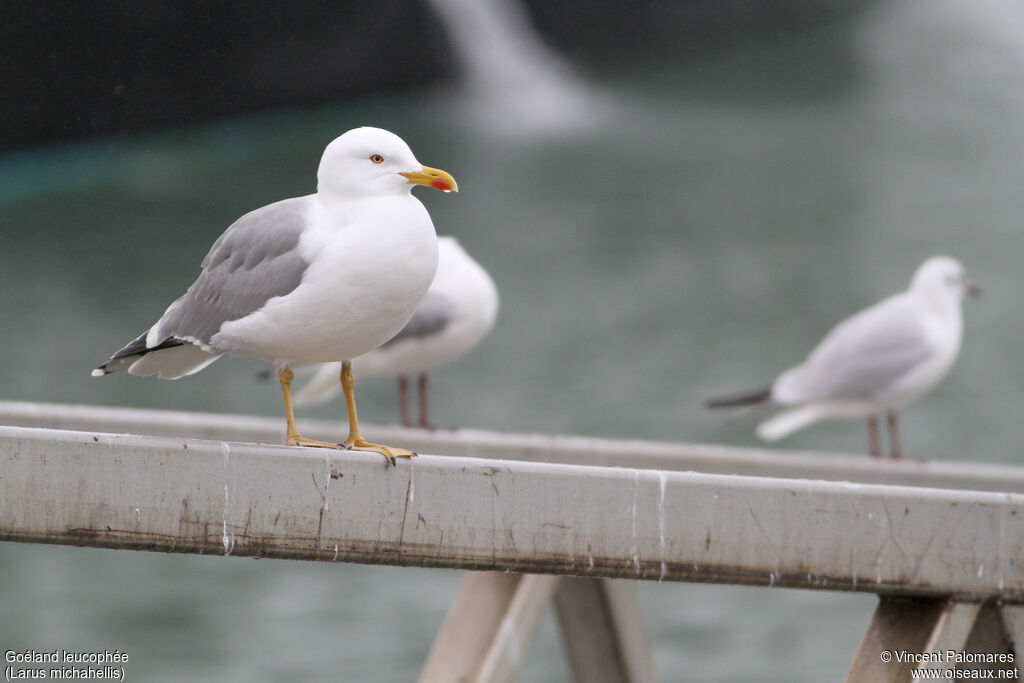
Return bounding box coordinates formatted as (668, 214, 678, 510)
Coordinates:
(2, 0, 1023, 679)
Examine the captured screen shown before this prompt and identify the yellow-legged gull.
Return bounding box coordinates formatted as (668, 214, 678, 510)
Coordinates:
(93, 126, 458, 464)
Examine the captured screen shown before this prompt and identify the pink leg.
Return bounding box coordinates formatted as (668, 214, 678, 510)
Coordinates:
(398, 376, 411, 428)
(887, 412, 902, 459)
(867, 416, 881, 458)
(418, 373, 434, 430)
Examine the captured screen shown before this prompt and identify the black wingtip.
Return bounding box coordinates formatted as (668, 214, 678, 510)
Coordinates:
(92, 331, 187, 376)
(704, 386, 772, 409)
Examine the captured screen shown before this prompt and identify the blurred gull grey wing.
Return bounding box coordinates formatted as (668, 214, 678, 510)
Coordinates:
(779, 295, 934, 402)
(150, 196, 313, 348)
(380, 291, 456, 348)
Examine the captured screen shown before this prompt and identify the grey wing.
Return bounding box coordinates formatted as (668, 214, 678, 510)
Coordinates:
(380, 292, 456, 347)
(152, 196, 313, 347)
(788, 295, 934, 401)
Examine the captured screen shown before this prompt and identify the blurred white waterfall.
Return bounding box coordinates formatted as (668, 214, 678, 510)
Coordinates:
(425, 0, 607, 137)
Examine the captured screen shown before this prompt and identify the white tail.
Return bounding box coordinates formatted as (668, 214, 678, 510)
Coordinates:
(756, 405, 831, 442)
(126, 345, 222, 380)
(292, 362, 344, 406)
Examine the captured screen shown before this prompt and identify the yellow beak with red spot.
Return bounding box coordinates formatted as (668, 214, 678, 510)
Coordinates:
(400, 166, 458, 193)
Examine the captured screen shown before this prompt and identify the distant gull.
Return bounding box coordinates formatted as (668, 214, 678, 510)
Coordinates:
(292, 236, 499, 429)
(93, 127, 458, 464)
(706, 256, 978, 458)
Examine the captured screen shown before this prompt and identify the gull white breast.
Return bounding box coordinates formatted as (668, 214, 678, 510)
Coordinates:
(292, 236, 499, 428)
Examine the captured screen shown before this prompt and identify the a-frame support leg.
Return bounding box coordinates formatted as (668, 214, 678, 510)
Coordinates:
(420, 573, 654, 683)
(554, 577, 655, 682)
(419, 572, 560, 683)
(846, 597, 1019, 682)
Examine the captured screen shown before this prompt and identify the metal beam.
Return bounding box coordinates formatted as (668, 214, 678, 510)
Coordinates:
(419, 572, 561, 683)
(554, 578, 655, 682)
(421, 574, 654, 683)
(420, 573, 527, 682)
(3, 400, 1024, 493)
(919, 601, 982, 660)
(960, 604, 1016, 678)
(2, 425, 1023, 600)
(845, 597, 950, 683)
(473, 574, 560, 683)
(1000, 606, 1024, 677)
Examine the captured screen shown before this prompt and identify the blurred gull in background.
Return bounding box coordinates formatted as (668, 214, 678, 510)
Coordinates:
(706, 256, 979, 459)
(92, 127, 458, 463)
(294, 236, 499, 429)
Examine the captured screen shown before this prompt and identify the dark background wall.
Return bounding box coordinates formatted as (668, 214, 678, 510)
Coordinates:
(2, 0, 858, 151)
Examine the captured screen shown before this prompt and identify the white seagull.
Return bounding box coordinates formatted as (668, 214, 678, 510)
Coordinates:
(93, 126, 458, 464)
(292, 236, 499, 429)
(706, 256, 978, 458)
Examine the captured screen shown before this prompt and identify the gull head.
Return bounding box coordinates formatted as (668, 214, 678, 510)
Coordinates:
(318, 127, 458, 199)
(910, 256, 980, 308)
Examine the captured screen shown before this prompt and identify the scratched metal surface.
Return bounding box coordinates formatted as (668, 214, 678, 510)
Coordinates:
(5, 401, 1024, 495)
(3, 425, 1022, 600)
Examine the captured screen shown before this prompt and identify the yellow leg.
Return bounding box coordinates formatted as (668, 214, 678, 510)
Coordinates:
(340, 360, 416, 466)
(279, 366, 343, 449)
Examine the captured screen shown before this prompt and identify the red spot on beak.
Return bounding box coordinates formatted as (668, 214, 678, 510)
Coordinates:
(430, 179, 452, 192)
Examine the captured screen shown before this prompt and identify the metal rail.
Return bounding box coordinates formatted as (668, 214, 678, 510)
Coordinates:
(3, 400, 1023, 492)
(1, 402, 1022, 682)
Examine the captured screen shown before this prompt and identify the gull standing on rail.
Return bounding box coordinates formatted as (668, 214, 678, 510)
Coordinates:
(705, 256, 978, 458)
(292, 236, 499, 428)
(92, 126, 458, 464)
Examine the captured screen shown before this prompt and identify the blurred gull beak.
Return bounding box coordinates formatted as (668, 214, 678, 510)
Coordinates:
(964, 278, 981, 298)
(401, 166, 458, 193)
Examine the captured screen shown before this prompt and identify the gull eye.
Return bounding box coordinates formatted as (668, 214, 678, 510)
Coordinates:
(370, 154, 384, 164)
